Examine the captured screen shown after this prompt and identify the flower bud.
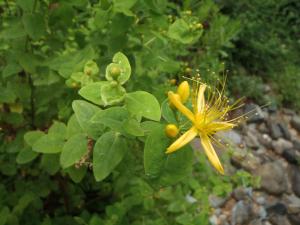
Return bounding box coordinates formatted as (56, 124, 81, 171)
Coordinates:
(110, 66, 121, 78)
(195, 23, 203, 29)
(177, 81, 190, 103)
(165, 124, 179, 138)
(169, 79, 177, 85)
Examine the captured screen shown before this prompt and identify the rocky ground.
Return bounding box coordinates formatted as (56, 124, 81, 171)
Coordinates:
(208, 104, 300, 225)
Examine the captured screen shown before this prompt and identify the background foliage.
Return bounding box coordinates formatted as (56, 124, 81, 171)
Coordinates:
(0, 0, 298, 224)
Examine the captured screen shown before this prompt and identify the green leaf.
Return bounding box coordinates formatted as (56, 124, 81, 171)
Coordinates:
(32, 134, 64, 153)
(60, 134, 87, 169)
(66, 114, 83, 138)
(12, 192, 36, 217)
(168, 19, 203, 44)
(0, 87, 16, 103)
(161, 99, 177, 124)
(101, 82, 126, 106)
(90, 106, 128, 133)
(94, 8, 110, 29)
(24, 130, 44, 146)
(0, 207, 10, 225)
(125, 91, 161, 121)
(17, 52, 37, 74)
(113, 0, 137, 10)
(84, 60, 99, 76)
(48, 121, 67, 138)
(141, 121, 162, 136)
(93, 131, 128, 181)
(33, 69, 60, 86)
(123, 118, 144, 136)
(2, 62, 22, 78)
(105, 52, 131, 84)
(113, 0, 137, 16)
(78, 81, 108, 105)
(16, 147, 39, 164)
(22, 13, 46, 40)
(48, 47, 95, 78)
(0, 21, 26, 39)
(72, 100, 104, 139)
(16, 0, 35, 12)
(144, 125, 169, 179)
(66, 166, 87, 183)
(40, 154, 60, 175)
(144, 125, 194, 186)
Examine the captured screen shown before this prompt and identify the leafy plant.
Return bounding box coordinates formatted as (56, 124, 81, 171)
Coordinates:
(0, 1, 261, 224)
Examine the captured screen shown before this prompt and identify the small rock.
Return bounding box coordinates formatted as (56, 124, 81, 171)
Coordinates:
(279, 122, 292, 140)
(292, 140, 300, 151)
(283, 108, 295, 116)
(245, 103, 265, 123)
(209, 194, 227, 208)
(272, 138, 293, 154)
(258, 134, 273, 149)
(283, 194, 300, 214)
(249, 219, 264, 225)
(219, 214, 227, 224)
(269, 215, 291, 225)
(282, 149, 298, 165)
(267, 120, 283, 139)
(231, 151, 261, 172)
(258, 122, 269, 133)
(209, 215, 218, 225)
(256, 196, 266, 205)
(231, 200, 252, 225)
(291, 166, 300, 197)
(214, 208, 222, 216)
(218, 130, 242, 145)
(256, 161, 288, 195)
(288, 213, 300, 225)
(245, 131, 260, 149)
(267, 202, 287, 215)
(233, 187, 252, 201)
(291, 116, 300, 132)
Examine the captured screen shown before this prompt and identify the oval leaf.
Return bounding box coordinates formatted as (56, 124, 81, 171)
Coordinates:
(125, 91, 161, 121)
(78, 81, 108, 105)
(16, 147, 39, 164)
(72, 100, 105, 139)
(32, 134, 64, 153)
(60, 133, 88, 169)
(93, 131, 128, 181)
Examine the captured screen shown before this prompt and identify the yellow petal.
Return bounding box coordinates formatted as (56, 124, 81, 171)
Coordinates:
(196, 84, 206, 113)
(166, 126, 198, 154)
(168, 91, 195, 122)
(207, 122, 235, 133)
(200, 133, 224, 174)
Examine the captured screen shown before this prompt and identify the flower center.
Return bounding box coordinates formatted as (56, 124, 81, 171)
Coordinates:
(194, 113, 207, 132)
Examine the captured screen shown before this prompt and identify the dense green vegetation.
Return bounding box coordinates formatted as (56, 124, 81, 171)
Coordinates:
(0, 0, 298, 224)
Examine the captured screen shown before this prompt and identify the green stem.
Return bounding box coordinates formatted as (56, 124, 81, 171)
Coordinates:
(28, 72, 36, 129)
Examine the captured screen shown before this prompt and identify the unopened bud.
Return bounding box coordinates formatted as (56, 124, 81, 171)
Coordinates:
(165, 124, 179, 138)
(169, 79, 177, 85)
(177, 81, 190, 103)
(110, 66, 121, 78)
(195, 23, 203, 29)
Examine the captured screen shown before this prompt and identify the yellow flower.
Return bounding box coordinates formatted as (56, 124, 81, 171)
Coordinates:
(166, 79, 243, 174)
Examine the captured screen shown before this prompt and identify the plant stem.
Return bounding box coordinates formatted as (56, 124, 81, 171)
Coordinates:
(28, 73, 36, 129)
